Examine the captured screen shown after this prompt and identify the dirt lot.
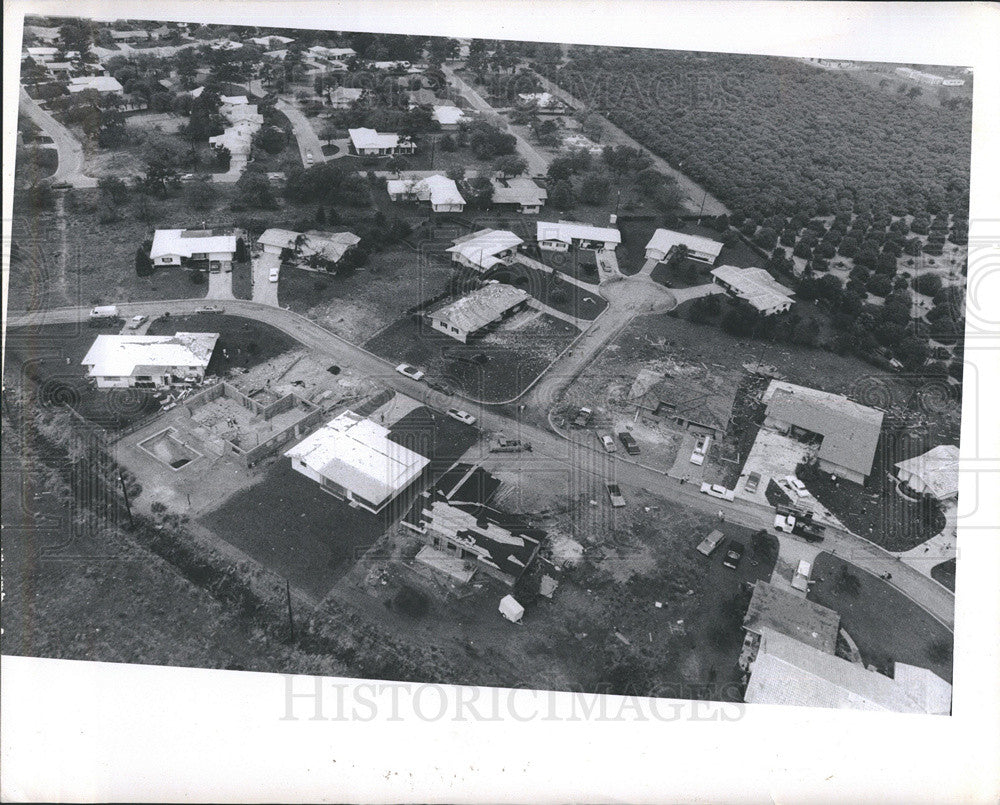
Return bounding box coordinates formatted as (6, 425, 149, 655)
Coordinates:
(278, 245, 455, 343)
(199, 406, 479, 600)
(808, 552, 953, 683)
(365, 310, 580, 403)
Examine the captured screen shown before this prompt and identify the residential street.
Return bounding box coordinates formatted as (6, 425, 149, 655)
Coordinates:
(277, 98, 326, 166)
(18, 86, 97, 188)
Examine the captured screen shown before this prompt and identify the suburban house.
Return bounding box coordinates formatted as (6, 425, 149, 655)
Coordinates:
(634, 373, 739, 440)
(328, 86, 365, 108)
(407, 88, 438, 109)
(428, 283, 531, 343)
(744, 627, 951, 714)
(219, 94, 249, 106)
(560, 133, 604, 155)
(739, 581, 840, 672)
(209, 102, 264, 172)
(284, 410, 429, 514)
(82, 332, 219, 389)
(110, 29, 151, 43)
(308, 45, 357, 63)
(257, 228, 301, 256)
(644, 228, 724, 265)
(517, 91, 568, 114)
(431, 105, 466, 128)
(67, 75, 124, 96)
(446, 229, 524, 272)
(348, 127, 416, 156)
(249, 34, 295, 47)
(150, 228, 238, 271)
(386, 174, 466, 212)
(491, 176, 548, 214)
(257, 228, 361, 265)
(536, 220, 621, 252)
(26, 25, 61, 43)
(895, 444, 960, 501)
(710, 265, 795, 316)
(403, 491, 544, 587)
(24, 46, 60, 62)
(762, 380, 885, 485)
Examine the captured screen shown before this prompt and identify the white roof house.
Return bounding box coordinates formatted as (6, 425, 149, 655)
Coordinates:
(536, 220, 621, 251)
(257, 228, 301, 253)
(517, 91, 565, 111)
(285, 410, 429, 513)
(188, 85, 205, 99)
(219, 94, 249, 106)
(328, 86, 365, 107)
(249, 34, 295, 46)
(432, 105, 466, 127)
(710, 265, 795, 316)
(82, 333, 219, 388)
(348, 127, 414, 155)
(150, 229, 238, 266)
(895, 445, 960, 500)
(490, 177, 547, 213)
(744, 628, 951, 714)
(300, 231, 362, 263)
(428, 283, 530, 343)
(645, 228, 724, 264)
(386, 174, 466, 211)
(68, 75, 124, 95)
(446, 229, 523, 272)
(25, 46, 60, 61)
(308, 46, 356, 61)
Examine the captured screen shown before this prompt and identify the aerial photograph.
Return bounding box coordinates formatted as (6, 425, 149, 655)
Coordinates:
(5, 13, 972, 717)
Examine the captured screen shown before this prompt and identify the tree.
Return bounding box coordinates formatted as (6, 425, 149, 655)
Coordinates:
(446, 166, 466, 183)
(319, 121, 340, 146)
(468, 122, 516, 159)
(186, 179, 218, 211)
(578, 170, 611, 205)
(97, 109, 128, 149)
(253, 125, 286, 155)
(98, 176, 130, 206)
(753, 226, 779, 250)
(135, 244, 154, 276)
(494, 155, 528, 178)
(912, 273, 944, 297)
(234, 168, 277, 209)
(548, 179, 575, 210)
(214, 146, 232, 171)
(896, 335, 929, 369)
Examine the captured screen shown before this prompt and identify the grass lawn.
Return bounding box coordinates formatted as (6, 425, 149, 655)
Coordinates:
(278, 244, 455, 343)
(808, 552, 953, 683)
(485, 260, 607, 320)
(365, 312, 580, 403)
(618, 218, 658, 275)
(199, 406, 478, 600)
(527, 245, 603, 285)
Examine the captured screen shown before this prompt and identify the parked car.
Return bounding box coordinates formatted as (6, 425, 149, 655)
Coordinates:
(605, 483, 626, 508)
(305, 150, 314, 165)
(395, 363, 425, 381)
(696, 529, 725, 557)
(447, 408, 477, 426)
(426, 379, 454, 394)
(269, 267, 280, 282)
(774, 513, 795, 533)
(126, 314, 148, 330)
(88, 305, 119, 325)
(600, 433, 617, 453)
(794, 520, 826, 542)
(744, 472, 761, 494)
(690, 435, 711, 465)
(490, 435, 532, 453)
(196, 305, 224, 314)
(700, 482, 735, 501)
(791, 560, 812, 592)
(572, 406, 593, 428)
(722, 541, 744, 570)
(785, 475, 811, 498)
(618, 431, 640, 454)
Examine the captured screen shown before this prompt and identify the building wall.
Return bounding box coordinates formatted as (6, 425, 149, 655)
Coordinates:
(538, 239, 570, 252)
(817, 458, 865, 485)
(645, 247, 668, 262)
(430, 315, 468, 342)
(432, 202, 465, 213)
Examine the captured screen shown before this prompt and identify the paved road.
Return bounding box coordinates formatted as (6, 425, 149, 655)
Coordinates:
(7, 299, 954, 629)
(18, 87, 97, 188)
(530, 72, 729, 216)
(442, 65, 550, 176)
(251, 252, 280, 306)
(277, 99, 326, 167)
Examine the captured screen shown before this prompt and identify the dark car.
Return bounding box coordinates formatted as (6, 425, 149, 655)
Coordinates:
(572, 406, 593, 428)
(744, 471, 761, 494)
(722, 541, 744, 569)
(793, 520, 826, 542)
(618, 431, 640, 454)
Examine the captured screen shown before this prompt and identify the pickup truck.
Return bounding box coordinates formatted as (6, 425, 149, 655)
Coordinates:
(490, 435, 532, 453)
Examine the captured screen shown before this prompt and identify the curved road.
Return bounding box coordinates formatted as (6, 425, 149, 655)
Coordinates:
(277, 99, 326, 166)
(18, 86, 97, 188)
(7, 298, 954, 629)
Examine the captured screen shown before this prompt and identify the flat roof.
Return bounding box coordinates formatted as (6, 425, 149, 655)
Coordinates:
(743, 581, 840, 654)
(895, 444, 960, 499)
(536, 220, 621, 246)
(446, 229, 523, 270)
(82, 333, 219, 377)
(764, 380, 885, 478)
(349, 127, 405, 150)
(429, 283, 530, 334)
(646, 228, 724, 258)
(432, 105, 466, 125)
(285, 410, 429, 507)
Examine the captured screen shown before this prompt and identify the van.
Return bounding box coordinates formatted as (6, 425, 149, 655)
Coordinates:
(88, 305, 119, 325)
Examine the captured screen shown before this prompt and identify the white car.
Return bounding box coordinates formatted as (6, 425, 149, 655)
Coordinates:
(305, 150, 314, 165)
(395, 363, 425, 381)
(447, 408, 476, 426)
(791, 560, 812, 592)
(700, 482, 735, 501)
(774, 513, 795, 532)
(269, 267, 280, 282)
(600, 434, 617, 453)
(785, 475, 811, 498)
(126, 314, 148, 329)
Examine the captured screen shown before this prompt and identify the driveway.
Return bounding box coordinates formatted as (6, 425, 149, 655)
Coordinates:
(251, 252, 280, 306)
(277, 99, 325, 167)
(206, 269, 235, 300)
(18, 86, 97, 188)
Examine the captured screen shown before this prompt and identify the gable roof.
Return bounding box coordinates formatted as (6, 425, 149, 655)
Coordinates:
(429, 283, 530, 334)
(150, 229, 237, 259)
(895, 444, 960, 499)
(743, 581, 840, 654)
(745, 628, 951, 714)
(301, 230, 361, 262)
(68, 75, 123, 94)
(446, 229, 524, 270)
(82, 333, 219, 377)
(258, 228, 301, 250)
(491, 176, 547, 208)
(764, 381, 885, 478)
(646, 228, 724, 259)
(387, 174, 465, 207)
(711, 265, 794, 312)
(329, 86, 364, 102)
(536, 220, 621, 246)
(285, 410, 429, 507)
(349, 127, 404, 150)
